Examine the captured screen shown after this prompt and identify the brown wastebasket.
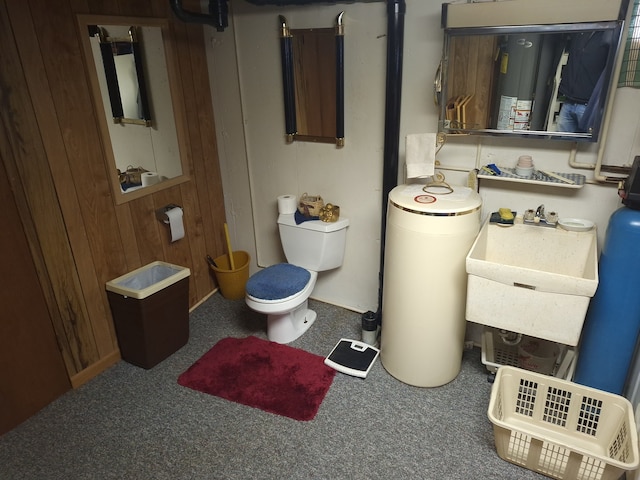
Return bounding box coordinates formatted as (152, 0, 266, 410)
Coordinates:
(210, 250, 250, 300)
(106, 261, 191, 369)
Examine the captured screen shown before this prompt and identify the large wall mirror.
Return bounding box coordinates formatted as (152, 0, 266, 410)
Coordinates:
(439, 21, 625, 143)
(77, 14, 189, 204)
(435, 0, 628, 142)
(279, 13, 345, 147)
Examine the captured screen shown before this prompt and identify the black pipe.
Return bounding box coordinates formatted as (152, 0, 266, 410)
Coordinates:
(336, 33, 345, 142)
(99, 41, 124, 120)
(169, 0, 229, 32)
(376, 0, 406, 325)
(280, 33, 297, 136)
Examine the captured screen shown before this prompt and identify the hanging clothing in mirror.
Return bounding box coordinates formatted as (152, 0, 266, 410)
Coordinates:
(557, 30, 613, 133)
(439, 0, 627, 143)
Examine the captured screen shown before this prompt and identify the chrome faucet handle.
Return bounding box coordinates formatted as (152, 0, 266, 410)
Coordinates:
(546, 211, 559, 224)
(524, 209, 536, 222)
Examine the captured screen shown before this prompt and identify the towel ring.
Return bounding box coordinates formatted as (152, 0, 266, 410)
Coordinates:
(423, 172, 453, 195)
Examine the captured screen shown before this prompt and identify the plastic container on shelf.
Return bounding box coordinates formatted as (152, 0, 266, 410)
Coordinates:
(488, 366, 639, 480)
(517, 337, 560, 375)
(481, 329, 521, 374)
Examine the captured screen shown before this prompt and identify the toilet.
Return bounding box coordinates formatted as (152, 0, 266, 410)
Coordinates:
(245, 213, 349, 344)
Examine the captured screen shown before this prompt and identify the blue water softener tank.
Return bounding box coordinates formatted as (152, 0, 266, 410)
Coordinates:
(574, 205, 640, 394)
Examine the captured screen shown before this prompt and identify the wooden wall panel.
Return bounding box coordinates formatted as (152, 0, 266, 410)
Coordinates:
(447, 35, 497, 130)
(3, 1, 99, 374)
(2, 0, 227, 387)
(33, 0, 125, 361)
(0, 150, 71, 435)
(0, 2, 79, 374)
(184, 17, 227, 264)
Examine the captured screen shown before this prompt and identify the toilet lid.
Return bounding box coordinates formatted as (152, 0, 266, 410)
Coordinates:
(245, 263, 311, 300)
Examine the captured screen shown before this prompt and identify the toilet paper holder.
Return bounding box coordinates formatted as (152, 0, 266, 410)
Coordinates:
(156, 204, 181, 224)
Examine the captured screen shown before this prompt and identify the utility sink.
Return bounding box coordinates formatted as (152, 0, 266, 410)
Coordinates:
(465, 219, 598, 346)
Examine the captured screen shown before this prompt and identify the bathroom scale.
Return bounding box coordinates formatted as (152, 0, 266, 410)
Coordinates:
(324, 338, 380, 379)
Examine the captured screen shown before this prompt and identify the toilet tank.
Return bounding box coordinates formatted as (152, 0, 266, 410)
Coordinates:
(278, 214, 349, 271)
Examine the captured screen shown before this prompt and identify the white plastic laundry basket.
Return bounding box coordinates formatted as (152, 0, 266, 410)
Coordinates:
(488, 366, 639, 480)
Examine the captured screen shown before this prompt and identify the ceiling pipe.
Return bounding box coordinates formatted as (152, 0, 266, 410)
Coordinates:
(376, 0, 406, 326)
(169, 0, 229, 32)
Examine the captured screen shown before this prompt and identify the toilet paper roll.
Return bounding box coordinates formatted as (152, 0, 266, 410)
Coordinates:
(141, 171, 160, 187)
(165, 207, 185, 242)
(277, 194, 297, 214)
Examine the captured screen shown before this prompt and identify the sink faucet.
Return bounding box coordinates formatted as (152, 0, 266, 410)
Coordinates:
(524, 204, 558, 227)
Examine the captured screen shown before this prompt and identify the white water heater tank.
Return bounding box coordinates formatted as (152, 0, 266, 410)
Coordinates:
(380, 183, 482, 387)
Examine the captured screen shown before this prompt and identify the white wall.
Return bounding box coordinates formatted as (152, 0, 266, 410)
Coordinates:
(206, 0, 640, 315)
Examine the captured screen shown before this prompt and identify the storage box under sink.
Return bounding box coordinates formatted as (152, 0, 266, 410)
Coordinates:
(465, 220, 598, 346)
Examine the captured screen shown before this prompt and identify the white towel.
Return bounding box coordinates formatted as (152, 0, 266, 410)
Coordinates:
(405, 133, 436, 179)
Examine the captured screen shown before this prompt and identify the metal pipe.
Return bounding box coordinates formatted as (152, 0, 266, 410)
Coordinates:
(279, 16, 297, 142)
(336, 12, 345, 145)
(169, 0, 229, 32)
(567, 142, 597, 169)
(376, 0, 406, 324)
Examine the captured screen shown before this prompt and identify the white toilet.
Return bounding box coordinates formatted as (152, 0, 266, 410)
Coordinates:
(245, 213, 349, 344)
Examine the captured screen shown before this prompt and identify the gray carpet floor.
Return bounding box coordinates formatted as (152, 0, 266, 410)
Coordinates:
(0, 293, 548, 479)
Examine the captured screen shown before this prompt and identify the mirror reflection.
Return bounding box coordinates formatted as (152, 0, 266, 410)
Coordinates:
(90, 25, 152, 126)
(440, 22, 623, 142)
(292, 28, 337, 139)
(279, 13, 345, 146)
(78, 15, 187, 201)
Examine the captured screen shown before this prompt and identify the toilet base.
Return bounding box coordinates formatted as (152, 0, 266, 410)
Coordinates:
(267, 300, 317, 344)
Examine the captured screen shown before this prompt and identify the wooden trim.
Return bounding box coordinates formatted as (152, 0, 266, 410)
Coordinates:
(70, 350, 122, 389)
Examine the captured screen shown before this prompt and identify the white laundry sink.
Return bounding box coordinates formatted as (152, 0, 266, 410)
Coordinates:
(465, 219, 598, 346)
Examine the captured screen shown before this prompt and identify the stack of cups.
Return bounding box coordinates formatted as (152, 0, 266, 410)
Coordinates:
(515, 155, 534, 178)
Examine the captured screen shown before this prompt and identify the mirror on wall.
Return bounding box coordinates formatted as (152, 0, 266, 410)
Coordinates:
(77, 14, 189, 203)
(439, 21, 624, 142)
(279, 12, 345, 147)
(90, 25, 152, 126)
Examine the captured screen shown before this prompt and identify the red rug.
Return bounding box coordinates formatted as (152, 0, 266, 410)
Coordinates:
(178, 336, 336, 421)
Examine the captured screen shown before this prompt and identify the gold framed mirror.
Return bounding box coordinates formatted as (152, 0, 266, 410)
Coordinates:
(92, 25, 152, 126)
(77, 14, 189, 204)
(279, 12, 345, 147)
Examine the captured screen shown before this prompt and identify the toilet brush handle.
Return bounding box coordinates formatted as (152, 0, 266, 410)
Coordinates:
(223, 223, 236, 270)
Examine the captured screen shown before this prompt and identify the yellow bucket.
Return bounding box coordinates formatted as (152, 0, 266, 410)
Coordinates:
(210, 251, 250, 300)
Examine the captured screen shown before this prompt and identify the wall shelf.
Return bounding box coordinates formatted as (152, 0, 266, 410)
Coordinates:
(478, 167, 586, 189)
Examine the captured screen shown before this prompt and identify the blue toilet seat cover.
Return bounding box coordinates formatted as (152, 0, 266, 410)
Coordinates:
(245, 263, 311, 300)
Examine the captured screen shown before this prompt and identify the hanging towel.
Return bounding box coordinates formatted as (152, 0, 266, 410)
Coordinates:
(405, 133, 436, 179)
